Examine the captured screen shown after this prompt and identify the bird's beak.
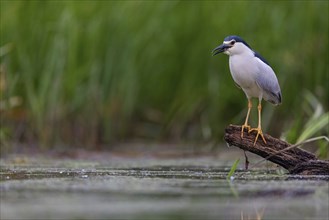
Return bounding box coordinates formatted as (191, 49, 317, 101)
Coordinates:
(212, 43, 231, 56)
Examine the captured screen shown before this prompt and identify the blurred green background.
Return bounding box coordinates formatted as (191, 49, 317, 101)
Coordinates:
(0, 1, 328, 154)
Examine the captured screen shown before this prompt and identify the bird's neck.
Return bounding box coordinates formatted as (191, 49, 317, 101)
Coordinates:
(230, 49, 254, 58)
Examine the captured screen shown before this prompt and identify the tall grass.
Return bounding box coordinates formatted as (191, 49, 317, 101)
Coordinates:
(0, 1, 328, 151)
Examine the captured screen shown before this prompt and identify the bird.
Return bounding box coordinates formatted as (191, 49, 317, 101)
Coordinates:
(212, 35, 282, 145)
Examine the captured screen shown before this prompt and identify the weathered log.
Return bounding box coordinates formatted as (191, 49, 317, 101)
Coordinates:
(224, 125, 329, 175)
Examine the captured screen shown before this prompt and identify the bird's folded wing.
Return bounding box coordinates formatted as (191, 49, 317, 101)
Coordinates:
(255, 58, 282, 105)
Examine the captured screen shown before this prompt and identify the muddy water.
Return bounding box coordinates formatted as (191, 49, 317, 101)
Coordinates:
(1, 156, 328, 220)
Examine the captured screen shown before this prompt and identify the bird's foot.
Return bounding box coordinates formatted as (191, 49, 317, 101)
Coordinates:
(248, 127, 266, 146)
(241, 124, 251, 138)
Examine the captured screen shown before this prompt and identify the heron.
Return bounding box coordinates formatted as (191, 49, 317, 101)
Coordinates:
(212, 35, 282, 145)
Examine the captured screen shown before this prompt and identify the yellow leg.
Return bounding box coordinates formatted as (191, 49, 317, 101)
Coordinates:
(249, 101, 267, 145)
(241, 99, 252, 138)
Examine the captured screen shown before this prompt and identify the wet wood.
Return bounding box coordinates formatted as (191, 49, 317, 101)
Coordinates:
(224, 125, 329, 175)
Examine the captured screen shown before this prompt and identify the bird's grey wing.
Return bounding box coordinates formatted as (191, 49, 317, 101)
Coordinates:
(255, 58, 282, 105)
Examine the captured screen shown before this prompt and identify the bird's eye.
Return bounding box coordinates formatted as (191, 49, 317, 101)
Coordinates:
(231, 40, 236, 45)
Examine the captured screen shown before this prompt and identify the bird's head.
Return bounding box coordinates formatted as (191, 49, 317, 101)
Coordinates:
(212, 35, 252, 56)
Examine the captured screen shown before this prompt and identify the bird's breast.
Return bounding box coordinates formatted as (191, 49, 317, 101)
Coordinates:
(229, 55, 259, 88)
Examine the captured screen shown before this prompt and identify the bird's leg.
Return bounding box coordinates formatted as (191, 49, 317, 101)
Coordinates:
(249, 101, 267, 145)
(241, 99, 252, 138)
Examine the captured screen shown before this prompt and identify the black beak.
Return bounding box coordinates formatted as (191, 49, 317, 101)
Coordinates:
(212, 44, 231, 56)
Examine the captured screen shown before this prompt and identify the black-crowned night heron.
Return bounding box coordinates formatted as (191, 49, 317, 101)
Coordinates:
(212, 35, 282, 145)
